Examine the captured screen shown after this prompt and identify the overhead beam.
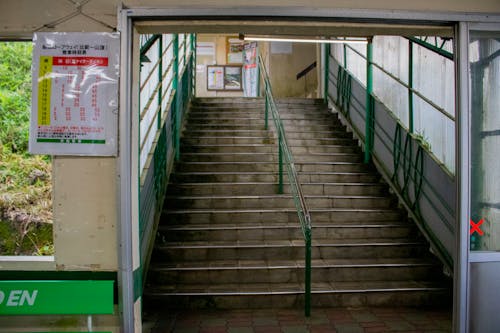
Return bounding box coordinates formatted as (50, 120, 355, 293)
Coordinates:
(134, 20, 454, 37)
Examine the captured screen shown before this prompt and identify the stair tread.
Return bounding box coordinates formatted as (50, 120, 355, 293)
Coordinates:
(166, 194, 390, 199)
(161, 222, 410, 230)
(146, 280, 448, 295)
(158, 238, 424, 248)
(165, 208, 400, 213)
(151, 258, 438, 270)
(169, 182, 382, 186)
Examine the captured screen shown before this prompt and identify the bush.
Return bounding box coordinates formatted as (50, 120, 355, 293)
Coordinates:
(0, 41, 53, 255)
(0, 42, 32, 152)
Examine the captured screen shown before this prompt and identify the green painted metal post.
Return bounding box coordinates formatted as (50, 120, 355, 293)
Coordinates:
(158, 36, 163, 129)
(264, 85, 269, 130)
(278, 132, 284, 194)
(408, 40, 414, 133)
(364, 38, 374, 164)
(173, 34, 180, 161)
(343, 43, 347, 69)
(183, 34, 187, 71)
(324, 44, 330, 104)
(191, 34, 196, 97)
(305, 228, 312, 317)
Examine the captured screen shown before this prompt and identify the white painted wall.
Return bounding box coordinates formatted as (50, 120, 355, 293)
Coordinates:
(334, 36, 456, 172)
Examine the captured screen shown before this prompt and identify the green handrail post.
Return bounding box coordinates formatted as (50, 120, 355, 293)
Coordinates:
(304, 221, 312, 317)
(408, 40, 414, 134)
(191, 33, 196, 97)
(258, 55, 312, 317)
(324, 44, 330, 104)
(173, 34, 180, 161)
(264, 84, 269, 130)
(157, 35, 163, 130)
(343, 43, 347, 69)
(364, 38, 374, 164)
(278, 131, 284, 194)
(183, 34, 187, 70)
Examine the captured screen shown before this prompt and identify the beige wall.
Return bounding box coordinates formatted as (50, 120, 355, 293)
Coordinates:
(53, 157, 118, 271)
(267, 42, 319, 98)
(196, 34, 245, 97)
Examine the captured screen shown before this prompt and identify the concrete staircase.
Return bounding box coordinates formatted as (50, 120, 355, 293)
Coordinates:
(144, 98, 451, 309)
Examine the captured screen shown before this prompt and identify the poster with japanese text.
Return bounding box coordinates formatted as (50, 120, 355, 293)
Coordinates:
(243, 42, 258, 97)
(29, 32, 119, 156)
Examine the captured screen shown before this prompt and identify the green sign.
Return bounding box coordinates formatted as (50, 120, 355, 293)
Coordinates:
(0, 280, 114, 315)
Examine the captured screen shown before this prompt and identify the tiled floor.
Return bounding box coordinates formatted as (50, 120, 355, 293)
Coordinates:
(143, 307, 452, 333)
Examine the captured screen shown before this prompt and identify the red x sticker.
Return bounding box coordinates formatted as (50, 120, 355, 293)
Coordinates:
(470, 218, 484, 236)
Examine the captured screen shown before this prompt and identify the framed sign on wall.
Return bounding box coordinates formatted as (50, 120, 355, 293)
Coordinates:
(29, 32, 119, 156)
(207, 65, 242, 91)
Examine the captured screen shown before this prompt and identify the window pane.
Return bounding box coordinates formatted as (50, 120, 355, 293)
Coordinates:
(470, 31, 500, 251)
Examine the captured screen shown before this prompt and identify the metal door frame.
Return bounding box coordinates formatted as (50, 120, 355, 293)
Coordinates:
(117, 7, 500, 332)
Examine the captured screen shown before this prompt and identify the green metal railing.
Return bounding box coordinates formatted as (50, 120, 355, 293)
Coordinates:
(327, 41, 454, 270)
(138, 33, 195, 291)
(258, 55, 312, 317)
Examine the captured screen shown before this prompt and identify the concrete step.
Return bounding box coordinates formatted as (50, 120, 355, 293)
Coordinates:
(285, 130, 353, 139)
(181, 144, 359, 154)
(175, 161, 370, 173)
(170, 171, 380, 184)
(167, 182, 388, 196)
(144, 280, 451, 308)
(148, 258, 440, 285)
(159, 222, 417, 242)
(187, 117, 267, 126)
(179, 152, 362, 163)
(182, 136, 275, 145)
(184, 124, 267, 131)
(154, 238, 428, 262)
(185, 129, 270, 137)
(180, 152, 278, 163)
(164, 194, 394, 210)
(163, 208, 404, 224)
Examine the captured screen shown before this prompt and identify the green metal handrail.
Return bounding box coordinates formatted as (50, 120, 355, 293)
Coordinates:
(258, 55, 312, 317)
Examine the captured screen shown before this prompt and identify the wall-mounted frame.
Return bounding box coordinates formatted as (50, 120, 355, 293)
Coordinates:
(226, 36, 244, 64)
(207, 65, 242, 91)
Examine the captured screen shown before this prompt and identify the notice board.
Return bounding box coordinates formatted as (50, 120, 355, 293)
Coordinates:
(29, 32, 119, 156)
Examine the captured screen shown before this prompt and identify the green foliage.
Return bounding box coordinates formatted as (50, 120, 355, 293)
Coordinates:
(0, 149, 53, 255)
(414, 131, 432, 151)
(0, 42, 53, 256)
(0, 42, 32, 152)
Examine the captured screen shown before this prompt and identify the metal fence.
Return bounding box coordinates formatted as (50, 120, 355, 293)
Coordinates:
(138, 33, 196, 285)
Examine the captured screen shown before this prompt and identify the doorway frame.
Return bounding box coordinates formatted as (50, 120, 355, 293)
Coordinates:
(117, 7, 500, 332)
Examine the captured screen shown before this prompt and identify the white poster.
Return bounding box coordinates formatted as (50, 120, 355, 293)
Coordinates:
(29, 32, 119, 156)
(207, 66, 224, 90)
(243, 42, 258, 97)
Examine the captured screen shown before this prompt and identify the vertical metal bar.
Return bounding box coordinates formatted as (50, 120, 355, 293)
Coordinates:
(454, 21, 471, 333)
(183, 33, 187, 71)
(364, 38, 374, 164)
(324, 44, 330, 104)
(158, 35, 163, 129)
(256, 54, 261, 97)
(305, 228, 312, 317)
(173, 34, 180, 161)
(264, 85, 269, 130)
(117, 6, 135, 332)
(343, 43, 347, 69)
(278, 131, 284, 194)
(191, 33, 196, 97)
(408, 40, 414, 133)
